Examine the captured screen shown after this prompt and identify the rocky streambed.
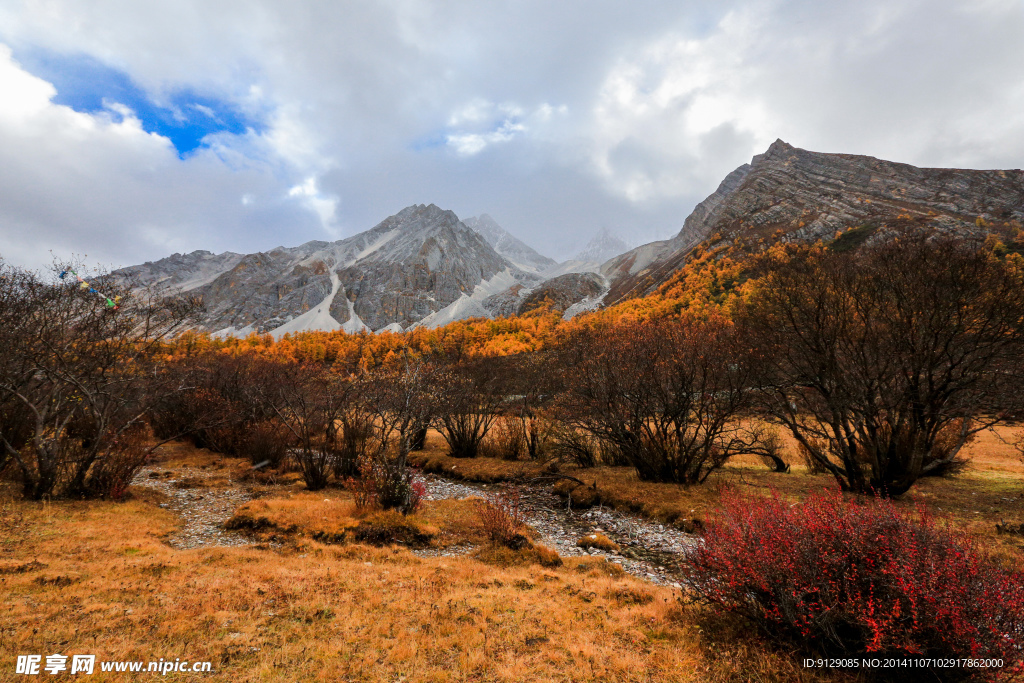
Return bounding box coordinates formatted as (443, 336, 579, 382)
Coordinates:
(133, 462, 693, 586)
(133, 465, 257, 550)
(420, 474, 693, 587)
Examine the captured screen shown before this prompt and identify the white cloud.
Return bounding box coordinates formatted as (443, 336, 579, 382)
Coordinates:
(444, 99, 567, 156)
(0, 0, 1022, 270)
(585, 0, 1024, 203)
(288, 175, 339, 235)
(0, 44, 323, 270)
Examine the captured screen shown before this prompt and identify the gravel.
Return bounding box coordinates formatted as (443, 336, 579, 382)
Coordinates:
(133, 462, 694, 587)
(132, 466, 257, 550)
(421, 474, 692, 587)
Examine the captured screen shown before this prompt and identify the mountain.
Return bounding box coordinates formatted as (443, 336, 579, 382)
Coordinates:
(573, 228, 630, 264)
(118, 204, 539, 336)
(461, 214, 557, 274)
(603, 139, 1024, 303)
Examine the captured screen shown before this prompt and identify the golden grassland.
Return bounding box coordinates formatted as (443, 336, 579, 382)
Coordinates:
(1, 426, 1022, 681)
(0, 443, 850, 683)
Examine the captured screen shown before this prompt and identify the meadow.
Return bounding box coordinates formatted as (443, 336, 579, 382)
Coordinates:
(1, 425, 1021, 682)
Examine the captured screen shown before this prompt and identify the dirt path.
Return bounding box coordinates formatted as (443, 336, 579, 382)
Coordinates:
(132, 465, 257, 550)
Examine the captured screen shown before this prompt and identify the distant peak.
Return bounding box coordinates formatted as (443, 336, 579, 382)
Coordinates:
(389, 203, 461, 228)
(574, 228, 630, 263)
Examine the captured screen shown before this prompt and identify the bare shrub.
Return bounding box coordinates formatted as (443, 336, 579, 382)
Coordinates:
(919, 419, 973, 477)
(741, 231, 1024, 495)
(82, 424, 152, 501)
(546, 422, 599, 468)
(0, 259, 201, 499)
(554, 316, 764, 484)
(476, 486, 528, 548)
(433, 357, 507, 459)
(480, 416, 526, 461)
(355, 449, 426, 515)
(355, 359, 435, 513)
(333, 412, 372, 480)
(239, 420, 292, 469)
(798, 439, 831, 474)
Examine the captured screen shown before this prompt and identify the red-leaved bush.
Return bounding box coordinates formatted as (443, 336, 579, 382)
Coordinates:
(683, 488, 1024, 676)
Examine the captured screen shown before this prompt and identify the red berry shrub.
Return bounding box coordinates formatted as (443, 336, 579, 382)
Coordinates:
(683, 488, 1024, 674)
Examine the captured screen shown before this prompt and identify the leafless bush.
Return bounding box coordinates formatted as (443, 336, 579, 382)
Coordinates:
(476, 486, 528, 548)
(798, 438, 832, 474)
(239, 420, 292, 469)
(545, 422, 599, 468)
(434, 356, 510, 458)
(354, 359, 435, 513)
(82, 424, 153, 501)
(741, 231, 1024, 495)
(553, 316, 760, 484)
(0, 259, 201, 499)
(480, 416, 526, 461)
(333, 412, 373, 479)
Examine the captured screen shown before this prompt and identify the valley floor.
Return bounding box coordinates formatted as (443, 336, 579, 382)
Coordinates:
(1, 429, 1021, 681)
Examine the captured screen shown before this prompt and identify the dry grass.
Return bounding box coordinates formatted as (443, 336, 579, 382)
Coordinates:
(225, 492, 492, 549)
(577, 533, 621, 554)
(3, 425, 1018, 681)
(0, 439, 863, 682)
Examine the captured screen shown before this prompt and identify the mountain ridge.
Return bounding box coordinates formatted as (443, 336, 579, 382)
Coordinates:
(117, 204, 540, 336)
(602, 139, 1024, 303)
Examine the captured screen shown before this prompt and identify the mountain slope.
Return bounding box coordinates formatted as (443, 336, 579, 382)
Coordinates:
(118, 204, 537, 335)
(462, 214, 557, 274)
(605, 139, 1024, 304)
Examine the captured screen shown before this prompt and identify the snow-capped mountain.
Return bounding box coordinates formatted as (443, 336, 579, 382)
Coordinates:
(461, 214, 557, 274)
(117, 204, 542, 336)
(573, 228, 630, 264)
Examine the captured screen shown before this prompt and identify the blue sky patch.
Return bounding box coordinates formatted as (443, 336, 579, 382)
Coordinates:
(14, 48, 262, 157)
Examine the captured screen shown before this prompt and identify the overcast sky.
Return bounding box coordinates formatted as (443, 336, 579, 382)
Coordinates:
(1, 0, 1022, 272)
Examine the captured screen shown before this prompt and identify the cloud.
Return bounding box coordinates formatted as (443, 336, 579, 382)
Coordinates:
(0, 44, 321, 270)
(288, 176, 339, 236)
(585, 0, 1024, 202)
(0, 0, 1022, 272)
(441, 100, 566, 156)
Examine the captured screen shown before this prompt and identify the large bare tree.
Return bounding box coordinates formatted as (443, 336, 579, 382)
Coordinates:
(0, 259, 201, 499)
(739, 231, 1024, 495)
(553, 316, 771, 484)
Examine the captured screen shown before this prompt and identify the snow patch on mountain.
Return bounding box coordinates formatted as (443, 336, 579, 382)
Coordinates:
(270, 270, 344, 339)
(414, 268, 521, 329)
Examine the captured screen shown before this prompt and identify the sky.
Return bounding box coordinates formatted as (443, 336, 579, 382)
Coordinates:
(0, 0, 1022, 273)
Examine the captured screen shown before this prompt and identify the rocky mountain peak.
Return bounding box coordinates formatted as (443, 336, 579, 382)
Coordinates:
(117, 203, 538, 336)
(574, 228, 630, 263)
(604, 141, 1024, 305)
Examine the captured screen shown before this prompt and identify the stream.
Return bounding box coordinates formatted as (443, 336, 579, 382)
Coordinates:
(419, 474, 691, 587)
(133, 464, 692, 586)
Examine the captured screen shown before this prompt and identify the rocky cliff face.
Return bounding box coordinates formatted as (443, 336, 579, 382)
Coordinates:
(605, 139, 1024, 303)
(117, 204, 538, 335)
(517, 272, 606, 316)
